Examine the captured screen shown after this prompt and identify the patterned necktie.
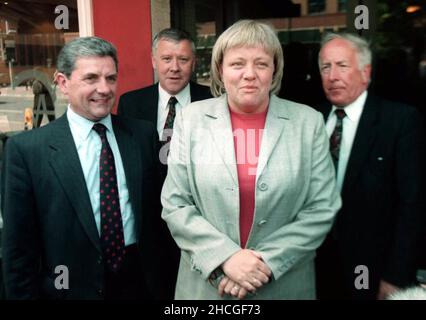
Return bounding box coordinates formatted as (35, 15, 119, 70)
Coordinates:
(329, 109, 346, 170)
(92, 123, 125, 272)
(161, 96, 178, 143)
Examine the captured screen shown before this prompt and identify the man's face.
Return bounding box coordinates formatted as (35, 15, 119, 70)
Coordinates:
(57, 56, 117, 121)
(319, 38, 371, 107)
(152, 39, 195, 95)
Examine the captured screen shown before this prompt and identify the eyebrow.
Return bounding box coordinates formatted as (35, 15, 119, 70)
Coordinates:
(228, 56, 270, 61)
(81, 73, 99, 78)
(81, 72, 118, 78)
(322, 59, 349, 64)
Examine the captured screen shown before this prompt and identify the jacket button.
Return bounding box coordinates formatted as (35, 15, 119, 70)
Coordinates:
(98, 289, 104, 296)
(97, 256, 103, 264)
(258, 183, 268, 191)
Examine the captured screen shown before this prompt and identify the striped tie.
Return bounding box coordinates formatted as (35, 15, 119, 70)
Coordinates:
(329, 109, 346, 171)
(161, 96, 178, 143)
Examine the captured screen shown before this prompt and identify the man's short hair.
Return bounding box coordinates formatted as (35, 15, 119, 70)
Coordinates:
(57, 36, 118, 78)
(318, 32, 372, 70)
(152, 28, 196, 55)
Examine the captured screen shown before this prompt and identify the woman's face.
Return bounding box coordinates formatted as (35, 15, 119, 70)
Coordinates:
(220, 45, 274, 113)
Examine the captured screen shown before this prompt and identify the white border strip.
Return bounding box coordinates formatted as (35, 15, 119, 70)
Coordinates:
(77, 0, 94, 36)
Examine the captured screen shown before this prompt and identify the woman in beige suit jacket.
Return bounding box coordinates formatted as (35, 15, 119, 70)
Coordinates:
(161, 20, 341, 300)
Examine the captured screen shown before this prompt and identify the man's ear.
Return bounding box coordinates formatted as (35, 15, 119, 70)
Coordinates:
(362, 64, 372, 84)
(151, 52, 157, 70)
(55, 72, 69, 94)
(192, 57, 196, 73)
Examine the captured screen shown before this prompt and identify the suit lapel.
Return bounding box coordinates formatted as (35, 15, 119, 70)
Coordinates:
(204, 95, 238, 185)
(148, 84, 160, 125)
(48, 116, 101, 252)
(189, 81, 197, 102)
(112, 116, 143, 238)
(189, 81, 204, 102)
(341, 95, 379, 196)
(256, 95, 289, 181)
(204, 95, 289, 185)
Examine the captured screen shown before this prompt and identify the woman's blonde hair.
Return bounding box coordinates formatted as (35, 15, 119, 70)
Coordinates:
(210, 19, 284, 97)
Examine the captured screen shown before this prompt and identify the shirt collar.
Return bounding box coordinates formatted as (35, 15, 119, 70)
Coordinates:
(67, 104, 113, 142)
(158, 82, 191, 110)
(330, 90, 367, 122)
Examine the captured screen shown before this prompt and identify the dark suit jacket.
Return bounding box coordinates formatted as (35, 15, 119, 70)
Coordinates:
(316, 94, 425, 299)
(1, 114, 169, 299)
(117, 81, 212, 124)
(117, 81, 211, 298)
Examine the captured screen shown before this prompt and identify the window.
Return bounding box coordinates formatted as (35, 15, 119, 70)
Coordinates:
(308, 0, 326, 14)
(338, 0, 347, 13)
(172, 0, 218, 85)
(0, 0, 79, 134)
(174, 0, 425, 115)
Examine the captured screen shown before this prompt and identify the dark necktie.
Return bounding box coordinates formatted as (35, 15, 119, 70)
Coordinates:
(92, 123, 125, 272)
(161, 96, 178, 143)
(329, 109, 346, 170)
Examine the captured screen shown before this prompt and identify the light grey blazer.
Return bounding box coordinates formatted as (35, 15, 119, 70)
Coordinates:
(161, 94, 341, 299)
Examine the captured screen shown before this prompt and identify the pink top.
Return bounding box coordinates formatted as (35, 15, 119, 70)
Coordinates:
(230, 108, 267, 248)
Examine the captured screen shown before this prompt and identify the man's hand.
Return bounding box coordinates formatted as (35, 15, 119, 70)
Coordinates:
(222, 249, 271, 292)
(377, 280, 400, 300)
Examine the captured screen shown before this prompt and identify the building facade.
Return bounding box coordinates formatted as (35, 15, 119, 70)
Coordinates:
(0, 0, 424, 131)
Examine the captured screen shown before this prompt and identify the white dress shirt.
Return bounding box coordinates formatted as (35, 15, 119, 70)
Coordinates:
(325, 91, 367, 191)
(67, 106, 136, 245)
(157, 83, 191, 138)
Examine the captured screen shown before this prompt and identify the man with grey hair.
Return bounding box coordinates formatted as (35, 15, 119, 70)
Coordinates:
(1, 36, 169, 299)
(117, 27, 212, 299)
(315, 32, 425, 300)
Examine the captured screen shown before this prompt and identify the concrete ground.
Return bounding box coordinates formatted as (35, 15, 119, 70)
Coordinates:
(0, 85, 68, 133)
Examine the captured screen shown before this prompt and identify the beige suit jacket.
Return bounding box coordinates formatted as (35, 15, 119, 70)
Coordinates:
(161, 94, 341, 299)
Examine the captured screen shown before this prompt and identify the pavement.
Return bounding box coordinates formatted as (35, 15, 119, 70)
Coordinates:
(0, 85, 34, 97)
(0, 86, 68, 132)
(1, 85, 67, 100)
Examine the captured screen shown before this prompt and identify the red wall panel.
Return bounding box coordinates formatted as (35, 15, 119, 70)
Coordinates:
(92, 0, 153, 112)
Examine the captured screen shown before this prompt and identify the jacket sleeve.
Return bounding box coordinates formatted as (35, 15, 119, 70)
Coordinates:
(382, 107, 426, 287)
(255, 112, 341, 280)
(117, 94, 126, 116)
(1, 137, 41, 299)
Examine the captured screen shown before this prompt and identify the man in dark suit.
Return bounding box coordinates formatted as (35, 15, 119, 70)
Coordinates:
(117, 28, 211, 298)
(117, 28, 211, 160)
(315, 32, 425, 300)
(1, 36, 169, 299)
